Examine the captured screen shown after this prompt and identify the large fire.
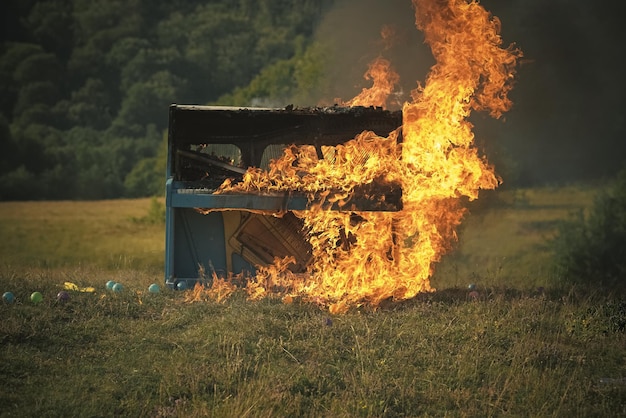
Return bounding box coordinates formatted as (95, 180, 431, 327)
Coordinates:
(187, 0, 520, 312)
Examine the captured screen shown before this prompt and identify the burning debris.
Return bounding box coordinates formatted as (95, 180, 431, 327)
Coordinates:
(169, 0, 521, 313)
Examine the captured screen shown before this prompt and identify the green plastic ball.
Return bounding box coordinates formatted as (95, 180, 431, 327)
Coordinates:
(30, 291, 43, 304)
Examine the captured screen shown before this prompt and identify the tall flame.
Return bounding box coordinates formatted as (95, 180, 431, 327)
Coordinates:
(199, 0, 520, 312)
(345, 56, 400, 109)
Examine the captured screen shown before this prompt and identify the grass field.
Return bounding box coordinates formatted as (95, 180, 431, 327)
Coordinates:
(432, 185, 598, 290)
(1, 188, 625, 417)
(0, 198, 165, 273)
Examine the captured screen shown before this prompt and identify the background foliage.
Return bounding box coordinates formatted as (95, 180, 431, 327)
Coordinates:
(552, 168, 626, 291)
(1, 0, 625, 200)
(0, 0, 334, 199)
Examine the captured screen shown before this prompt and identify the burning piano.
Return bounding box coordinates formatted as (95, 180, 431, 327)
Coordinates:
(165, 104, 403, 289)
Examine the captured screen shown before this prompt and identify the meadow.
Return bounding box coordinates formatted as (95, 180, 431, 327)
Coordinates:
(1, 188, 625, 417)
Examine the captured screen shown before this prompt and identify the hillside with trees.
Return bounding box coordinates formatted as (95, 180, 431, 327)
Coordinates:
(1, 0, 625, 200)
(0, 0, 334, 200)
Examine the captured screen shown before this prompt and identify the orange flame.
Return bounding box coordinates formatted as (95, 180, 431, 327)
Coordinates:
(345, 56, 400, 109)
(184, 272, 237, 304)
(196, 0, 520, 312)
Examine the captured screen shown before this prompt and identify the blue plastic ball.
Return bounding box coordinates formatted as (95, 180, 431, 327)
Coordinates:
(148, 283, 160, 293)
(176, 281, 187, 291)
(112, 283, 123, 292)
(468, 283, 477, 291)
(106, 280, 116, 290)
(2, 291, 14, 304)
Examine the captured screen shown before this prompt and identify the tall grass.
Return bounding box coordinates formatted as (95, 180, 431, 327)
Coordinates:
(0, 198, 164, 272)
(1, 187, 625, 417)
(433, 185, 598, 290)
(552, 171, 626, 292)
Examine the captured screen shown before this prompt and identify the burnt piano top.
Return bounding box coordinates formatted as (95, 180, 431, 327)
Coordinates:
(167, 104, 403, 212)
(168, 104, 402, 168)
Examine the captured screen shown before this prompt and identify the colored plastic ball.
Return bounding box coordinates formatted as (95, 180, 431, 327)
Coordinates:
(468, 283, 476, 291)
(2, 292, 14, 304)
(176, 281, 187, 291)
(112, 283, 123, 292)
(148, 283, 160, 293)
(57, 291, 70, 302)
(30, 291, 43, 304)
(106, 280, 116, 290)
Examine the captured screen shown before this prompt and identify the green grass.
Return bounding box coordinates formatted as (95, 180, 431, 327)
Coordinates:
(1, 187, 625, 417)
(433, 185, 598, 290)
(0, 198, 165, 272)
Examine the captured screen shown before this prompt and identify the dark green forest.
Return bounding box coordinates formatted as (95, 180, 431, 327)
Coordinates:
(1, 0, 625, 200)
(0, 0, 334, 199)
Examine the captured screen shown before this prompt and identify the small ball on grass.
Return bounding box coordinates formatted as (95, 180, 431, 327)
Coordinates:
(148, 283, 160, 293)
(57, 291, 70, 303)
(106, 280, 116, 290)
(468, 283, 476, 291)
(2, 291, 15, 304)
(112, 283, 123, 292)
(176, 281, 187, 291)
(30, 291, 43, 304)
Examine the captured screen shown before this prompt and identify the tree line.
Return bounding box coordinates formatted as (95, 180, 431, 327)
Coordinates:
(0, 0, 334, 200)
(1, 0, 625, 200)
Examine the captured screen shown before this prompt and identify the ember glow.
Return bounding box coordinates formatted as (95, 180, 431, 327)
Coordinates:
(189, 0, 520, 312)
